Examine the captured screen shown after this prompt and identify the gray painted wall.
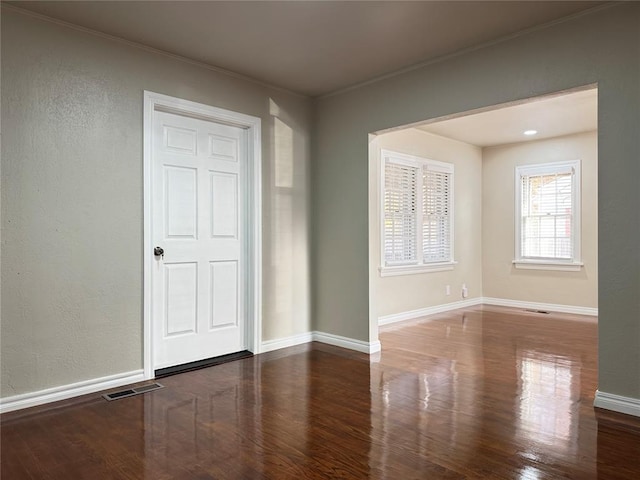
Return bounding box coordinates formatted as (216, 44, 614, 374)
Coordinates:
(1, 10, 312, 396)
(313, 4, 640, 399)
(2, 3, 639, 405)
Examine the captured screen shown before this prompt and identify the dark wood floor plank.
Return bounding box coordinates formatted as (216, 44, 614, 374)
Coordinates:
(2, 305, 640, 479)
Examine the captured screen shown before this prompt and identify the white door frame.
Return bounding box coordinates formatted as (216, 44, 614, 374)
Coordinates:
(143, 91, 262, 379)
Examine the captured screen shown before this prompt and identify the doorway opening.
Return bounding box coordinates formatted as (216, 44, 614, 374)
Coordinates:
(368, 85, 598, 334)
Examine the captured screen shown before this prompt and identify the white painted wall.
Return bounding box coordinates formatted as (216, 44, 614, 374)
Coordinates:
(1, 10, 312, 398)
(369, 129, 483, 319)
(370, 129, 597, 321)
(482, 132, 598, 307)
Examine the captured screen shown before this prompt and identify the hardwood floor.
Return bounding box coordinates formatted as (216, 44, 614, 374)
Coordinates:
(2, 305, 640, 479)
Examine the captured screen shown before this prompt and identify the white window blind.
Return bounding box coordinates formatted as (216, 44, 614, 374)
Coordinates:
(384, 162, 418, 264)
(515, 160, 581, 268)
(382, 150, 454, 274)
(423, 167, 452, 263)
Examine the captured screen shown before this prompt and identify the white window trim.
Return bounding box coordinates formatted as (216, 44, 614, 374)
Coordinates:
(380, 149, 455, 276)
(379, 262, 457, 277)
(512, 259, 584, 271)
(514, 160, 582, 272)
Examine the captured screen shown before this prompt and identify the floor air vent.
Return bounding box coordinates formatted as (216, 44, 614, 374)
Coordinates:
(525, 309, 550, 314)
(103, 383, 164, 401)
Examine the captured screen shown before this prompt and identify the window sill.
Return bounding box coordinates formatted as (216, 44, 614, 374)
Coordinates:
(380, 261, 457, 277)
(513, 260, 584, 272)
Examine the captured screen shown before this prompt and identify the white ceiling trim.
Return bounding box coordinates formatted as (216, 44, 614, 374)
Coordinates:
(3, 2, 614, 99)
(321, 2, 614, 99)
(1, 3, 305, 98)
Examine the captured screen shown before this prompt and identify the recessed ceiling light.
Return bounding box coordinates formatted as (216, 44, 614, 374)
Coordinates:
(523, 130, 538, 136)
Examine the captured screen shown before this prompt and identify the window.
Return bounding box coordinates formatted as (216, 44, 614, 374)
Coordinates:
(514, 160, 582, 271)
(381, 150, 455, 276)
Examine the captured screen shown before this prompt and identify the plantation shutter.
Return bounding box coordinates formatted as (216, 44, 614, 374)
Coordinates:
(423, 166, 452, 263)
(384, 161, 418, 264)
(520, 165, 574, 259)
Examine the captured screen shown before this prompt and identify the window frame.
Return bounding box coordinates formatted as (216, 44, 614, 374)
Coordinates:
(514, 160, 583, 271)
(379, 149, 456, 277)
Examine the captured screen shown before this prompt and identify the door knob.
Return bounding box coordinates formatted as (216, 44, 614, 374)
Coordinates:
(154, 246, 164, 258)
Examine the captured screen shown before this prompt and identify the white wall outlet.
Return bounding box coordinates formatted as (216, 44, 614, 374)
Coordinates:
(462, 283, 468, 298)
(446, 285, 451, 296)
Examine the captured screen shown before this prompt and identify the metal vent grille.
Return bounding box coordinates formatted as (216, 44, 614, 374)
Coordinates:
(524, 309, 550, 314)
(103, 383, 164, 401)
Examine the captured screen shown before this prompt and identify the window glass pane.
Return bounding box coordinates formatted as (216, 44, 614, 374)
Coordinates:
(520, 170, 573, 260)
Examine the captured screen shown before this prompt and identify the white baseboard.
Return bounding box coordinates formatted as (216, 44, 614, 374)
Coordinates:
(378, 297, 483, 326)
(0, 369, 145, 414)
(313, 331, 381, 354)
(1, 296, 597, 414)
(260, 332, 314, 353)
(261, 330, 381, 355)
(594, 390, 640, 418)
(1, 331, 380, 413)
(482, 297, 598, 317)
(378, 297, 597, 326)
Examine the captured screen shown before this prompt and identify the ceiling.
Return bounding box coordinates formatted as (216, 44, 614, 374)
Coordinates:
(415, 88, 597, 147)
(6, 1, 605, 97)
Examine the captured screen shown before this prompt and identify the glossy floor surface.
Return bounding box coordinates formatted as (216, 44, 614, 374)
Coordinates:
(2, 306, 640, 479)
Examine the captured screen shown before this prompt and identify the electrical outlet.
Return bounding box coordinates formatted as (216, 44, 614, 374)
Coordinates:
(445, 285, 451, 295)
(462, 283, 468, 298)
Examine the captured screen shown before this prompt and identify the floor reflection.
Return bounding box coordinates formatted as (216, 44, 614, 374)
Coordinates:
(4, 306, 640, 479)
(517, 351, 578, 453)
(372, 306, 601, 478)
(143, 360, 262, 479)
(517, 464, 544, 480)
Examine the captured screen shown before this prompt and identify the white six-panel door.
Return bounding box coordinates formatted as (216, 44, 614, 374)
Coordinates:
(151, 110, 247, 370)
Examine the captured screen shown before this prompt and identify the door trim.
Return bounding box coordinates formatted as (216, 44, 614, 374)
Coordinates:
(143, 91, 262, 379)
